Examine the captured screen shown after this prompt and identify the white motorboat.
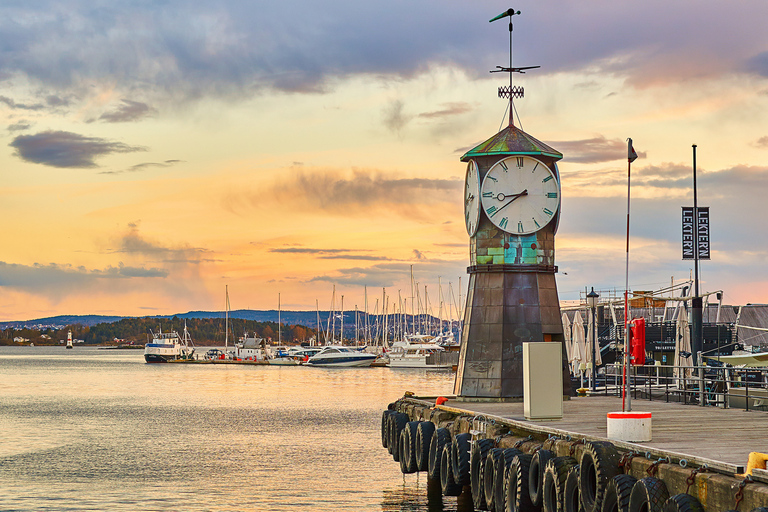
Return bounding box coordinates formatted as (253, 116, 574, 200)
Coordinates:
(387, 335, 453, 369)
(305, 346, 377, 367)
(144, 324, 195, 363)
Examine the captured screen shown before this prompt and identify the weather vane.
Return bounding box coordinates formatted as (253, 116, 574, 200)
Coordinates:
(490, 8, 540, 127)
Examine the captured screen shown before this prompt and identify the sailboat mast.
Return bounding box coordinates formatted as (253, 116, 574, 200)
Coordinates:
(438, 277, 443, 337)
(410, 265, 415, 335)
(278, 292, 281, 345)
(374, 299, 379, 346)
(331, 285, 336, 344)
(315, 299, 320, 347)
(225, 285, 229, 351)
(340, 295, 344, 345)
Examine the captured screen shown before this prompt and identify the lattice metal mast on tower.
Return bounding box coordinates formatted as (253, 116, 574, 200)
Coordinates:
(489, 8, 540, 127)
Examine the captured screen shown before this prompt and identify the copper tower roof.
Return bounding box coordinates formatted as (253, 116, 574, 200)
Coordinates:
(460, 124, 562, 162)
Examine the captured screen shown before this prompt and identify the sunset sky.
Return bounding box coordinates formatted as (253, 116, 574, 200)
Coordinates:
(2, 1, 768, 321)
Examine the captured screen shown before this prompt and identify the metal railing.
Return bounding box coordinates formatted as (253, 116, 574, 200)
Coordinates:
(587, 363, 768, 411)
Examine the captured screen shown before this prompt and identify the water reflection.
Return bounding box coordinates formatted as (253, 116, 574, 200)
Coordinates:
(381, 475, 477, 512)
(0, 347, 456, 511)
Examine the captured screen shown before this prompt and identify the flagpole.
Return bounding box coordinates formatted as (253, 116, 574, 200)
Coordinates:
(623, 139, 637, 412)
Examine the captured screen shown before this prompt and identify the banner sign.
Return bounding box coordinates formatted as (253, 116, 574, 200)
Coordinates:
(682, 207, 710, 260)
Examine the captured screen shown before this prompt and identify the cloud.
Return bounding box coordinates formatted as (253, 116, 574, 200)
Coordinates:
(417, 102, 473, 119)
(563, 162, 768, 201)
(0, 2, 764, 104)
(269, 168, 460, 211)
(45, 95, 70, 107)
(752, 136, 768, 149)
(412, 249, 426, 260)
(745, 51, 768, 77)
(307, 259, 466, 288)
(553, 135, 647, 164)
(319, 254, 394, 261)
(0, 261, 167, 292)
(0, 96, 45, 111)
(382, 99, 411, 133)
(9, 131, 145, 168)
(97, 99, 157, 123)
(269, 247, 394, 261)
(110, 222, 209, 263)
(7, 121, 31, 132)
(226, 168, 461, 222)
(270, 247, 349, 254)
(98, 159, 183, 175)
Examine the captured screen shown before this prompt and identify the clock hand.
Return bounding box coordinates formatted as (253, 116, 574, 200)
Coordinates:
(494, 190, 527, 201)
(494, 189, 528, 214)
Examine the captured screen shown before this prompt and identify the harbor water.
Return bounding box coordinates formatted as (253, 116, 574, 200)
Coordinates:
(0, 346, 456, 511)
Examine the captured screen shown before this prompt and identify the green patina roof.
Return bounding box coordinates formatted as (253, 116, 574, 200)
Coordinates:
(460, 124, 562, 162)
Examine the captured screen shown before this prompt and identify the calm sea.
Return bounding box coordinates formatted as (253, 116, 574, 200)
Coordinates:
(0, 346, 459, 511)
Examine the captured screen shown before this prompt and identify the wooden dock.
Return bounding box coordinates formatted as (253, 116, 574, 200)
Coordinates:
(390, 393, 768, 510)
(442, 395, 768, 468)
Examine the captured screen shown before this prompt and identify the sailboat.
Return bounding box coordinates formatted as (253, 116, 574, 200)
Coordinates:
(269, 292, 300, 365)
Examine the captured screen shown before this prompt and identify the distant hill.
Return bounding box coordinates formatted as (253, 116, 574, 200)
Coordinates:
(0, 315, 125, 329)
(0, 309, 434, 330)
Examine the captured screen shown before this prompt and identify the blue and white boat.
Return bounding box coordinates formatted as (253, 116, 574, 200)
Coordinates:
(305, 346, 376, 367)
(144, 324, 195, 363)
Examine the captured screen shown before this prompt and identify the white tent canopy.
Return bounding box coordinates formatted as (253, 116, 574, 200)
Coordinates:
(562, 312, 572, 363)
(571, 310, 586, 376)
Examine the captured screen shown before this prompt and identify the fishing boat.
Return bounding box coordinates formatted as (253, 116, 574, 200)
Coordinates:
(387, 334, 453, 369)
(144, 323, 195, 363)
(305, 345, 377, 367)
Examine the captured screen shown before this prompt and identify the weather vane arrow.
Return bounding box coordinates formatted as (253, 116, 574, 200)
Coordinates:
(489, 8, 521, 22)
(489, 7, 538, 127)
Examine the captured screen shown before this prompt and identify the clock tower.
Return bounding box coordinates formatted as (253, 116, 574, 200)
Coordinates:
(454, 9, 571, 400)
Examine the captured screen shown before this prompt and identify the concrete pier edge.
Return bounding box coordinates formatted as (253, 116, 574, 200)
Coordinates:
(392, 396, 768, 511)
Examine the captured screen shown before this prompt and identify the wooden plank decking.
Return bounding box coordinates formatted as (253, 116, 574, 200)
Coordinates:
(443, 395, 768, 468)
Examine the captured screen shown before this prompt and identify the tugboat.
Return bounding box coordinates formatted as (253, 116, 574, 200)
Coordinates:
(66, 330, 73, 349)
(144, 323, 195, 363)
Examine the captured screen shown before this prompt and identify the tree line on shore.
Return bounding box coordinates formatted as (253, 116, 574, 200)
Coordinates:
(0, 316, 316, 346)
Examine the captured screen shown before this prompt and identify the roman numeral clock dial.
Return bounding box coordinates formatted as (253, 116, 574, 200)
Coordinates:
(464, 160, 481, 236)
(480, 156, 560, 235)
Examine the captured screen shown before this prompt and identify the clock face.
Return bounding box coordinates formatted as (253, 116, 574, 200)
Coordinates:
(480, 156, 560, 235)
(464, 160, 480, 236)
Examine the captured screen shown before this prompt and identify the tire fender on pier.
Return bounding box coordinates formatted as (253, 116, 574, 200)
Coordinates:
(441, 444, 463, 497)
(600, 474, 637, 512)
(563, 465, 581, 512)
(389, 412, 409, 461)
(505, 453, 534, 512)
(399, 421, 419, 474)
(660, 493, 704, 512)
(428, 428, 451, 481)
(579, 441, 621, 512)
(451, 433, 472, 487)
(381, 410, 394, 449)
(471, 438, 495, 511)
(542, 456, 577, 512)
(628, 477, 669, 512)
(415, 421, 435, 472)
(484, 448, 504, 512)
(497, 448, 523, 512)
(530, 449, 554, 508)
